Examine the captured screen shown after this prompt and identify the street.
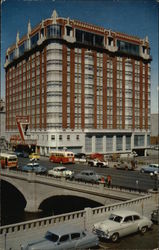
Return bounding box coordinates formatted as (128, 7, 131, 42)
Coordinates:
(98, 224, 159, 249)
(17, 155, 159, 191)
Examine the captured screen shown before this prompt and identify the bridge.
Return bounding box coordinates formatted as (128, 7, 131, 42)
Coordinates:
(0, 169, 146, 212)
(0, 191, 158, 250)
(0, 169, 159, 250)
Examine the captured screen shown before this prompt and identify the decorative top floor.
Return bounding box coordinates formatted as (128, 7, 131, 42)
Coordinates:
(4, 10, 151, 68)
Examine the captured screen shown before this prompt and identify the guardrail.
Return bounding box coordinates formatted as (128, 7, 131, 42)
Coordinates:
(0, 194, 152, 235)
(0, 169, 148, 194)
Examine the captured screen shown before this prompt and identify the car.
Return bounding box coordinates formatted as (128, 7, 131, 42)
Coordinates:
(92, 210, 152, 242)
(114, 160, 137, 171)
(48, 166, 74, 179)
(151, 208, 159, 224)
(18, 162, 47, 174)
(88, 159, 109, 168)
(73, 170, 105, 183)
(21, 224, 99, 250)
(29, 153, 40, 160)
(140, 164, 159, 174)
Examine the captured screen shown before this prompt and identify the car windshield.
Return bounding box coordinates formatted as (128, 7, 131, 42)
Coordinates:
(45, 231, 59, 242)
(109, 214, 123, 223)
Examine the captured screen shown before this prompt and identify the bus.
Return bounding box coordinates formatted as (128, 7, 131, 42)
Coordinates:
(0, 153, 18, 169)
(49, 151, 74, 164)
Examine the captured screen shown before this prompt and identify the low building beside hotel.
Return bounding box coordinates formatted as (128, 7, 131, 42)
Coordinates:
(4, 10, 151, 155)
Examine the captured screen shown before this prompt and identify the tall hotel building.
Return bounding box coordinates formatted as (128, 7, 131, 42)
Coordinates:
(4, 11, 151, 155)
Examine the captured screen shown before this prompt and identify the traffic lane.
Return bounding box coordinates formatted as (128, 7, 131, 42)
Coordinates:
(17, 157, 157, 190)
(98, 224, 159, 250)
(64, 163, 156, 190)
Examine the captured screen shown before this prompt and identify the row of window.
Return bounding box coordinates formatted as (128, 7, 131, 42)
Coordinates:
(51, 134, 80, 141)
(7, 22, 150, 63)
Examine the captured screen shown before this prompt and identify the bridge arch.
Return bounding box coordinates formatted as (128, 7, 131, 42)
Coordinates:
(0, 176, 28, 205)
(39, 195, 103, 214)
(36, 186, 107, 210)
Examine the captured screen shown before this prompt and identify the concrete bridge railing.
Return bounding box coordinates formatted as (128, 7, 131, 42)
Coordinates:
(0, 191, 158, 250)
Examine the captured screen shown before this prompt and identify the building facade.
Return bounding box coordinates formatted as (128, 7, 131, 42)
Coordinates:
(150, 113, 159, 145)
(0, 99, 6, 138)
(4, 10, 151, 155)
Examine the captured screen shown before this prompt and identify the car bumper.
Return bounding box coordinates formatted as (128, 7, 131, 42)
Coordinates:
(93, 229, 110, 239)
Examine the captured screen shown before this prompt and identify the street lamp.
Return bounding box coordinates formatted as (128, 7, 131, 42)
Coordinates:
(150, 171, 158, 191)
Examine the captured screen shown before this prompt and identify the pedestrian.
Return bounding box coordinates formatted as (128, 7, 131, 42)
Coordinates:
(107, 175, 112, 188)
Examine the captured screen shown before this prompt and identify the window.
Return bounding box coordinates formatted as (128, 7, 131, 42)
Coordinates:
(51, 135, 55, 140)
(76, 29, 83, 43)
(59, 135, 62, 140)
(76, 135, 79, 140)
(31, 33, 39, 48)
(66, 26, 72, 36)
(9, 50, 16, 62)
(19, 42, 26, 56)
(124, 216, 133, 223)
(134, 135, 144, 147)
(126, 135, 131, 150)
(75, 29, 104, 47)
(71, 233, 80, 240)
(133, 215, 140, 221)
(108, 37, 113, 46)
(106, 135, 113, 152)
(47, 24, 61, 38)
(67, 135, 70, 140)
(95, 34, 104, 47)
(117, 40, 139, 56)
(116, 135, 123, 151)
(59, 234, 69, 243)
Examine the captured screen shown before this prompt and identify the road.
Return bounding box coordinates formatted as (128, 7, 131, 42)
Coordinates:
(17, 156, 158, 191)
(98, 224, 159, 250)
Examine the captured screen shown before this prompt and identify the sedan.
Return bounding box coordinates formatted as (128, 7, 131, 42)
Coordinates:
(18, 162, 47, 174)
(29, 153, 40, 160)
(73, 170, 104, 183)
(21, 224, 99, 250)
(48, 166, 74, 179)
(140, 164, 159, 174)
(93, 210, 152, 242)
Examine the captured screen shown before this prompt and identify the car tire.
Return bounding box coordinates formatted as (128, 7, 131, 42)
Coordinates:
(111, 233, 119, 242)
(140, 226, 147, 234)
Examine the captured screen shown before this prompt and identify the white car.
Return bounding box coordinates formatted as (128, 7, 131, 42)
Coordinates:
(93, 210, 152, 242)
(88, 159, 109, 168)
(48, 166, 74, 179)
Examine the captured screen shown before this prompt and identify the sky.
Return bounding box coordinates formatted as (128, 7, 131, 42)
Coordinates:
(1, 0, 158, 113)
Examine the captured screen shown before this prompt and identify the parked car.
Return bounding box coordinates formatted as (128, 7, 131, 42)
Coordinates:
(48, 166, 74, 179)
(29, 153, 40, 160)
(73, 170, 105, 183)
(21, 224, 99, 250)
(140, 164, 159, 174)
(88, 159, 109, 168)
(93, 210, 152, 242)
(18, 162, 47, 174)
(151, 208, 159, 224)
